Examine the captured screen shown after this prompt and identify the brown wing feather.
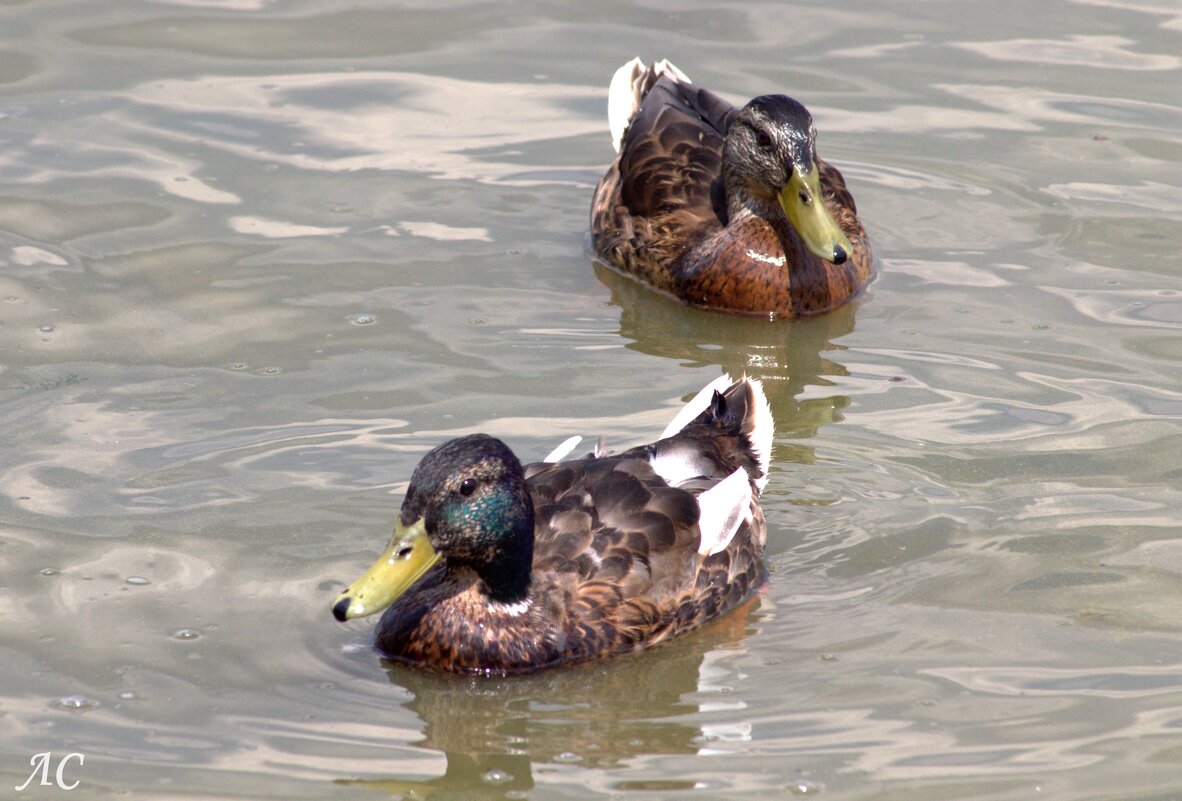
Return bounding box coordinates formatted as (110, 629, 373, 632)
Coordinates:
(592, 74, 735, 291)
(532, 385, 768, 654)
(617, 75, 735, 216)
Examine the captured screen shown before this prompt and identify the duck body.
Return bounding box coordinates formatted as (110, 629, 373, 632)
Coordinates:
(334, 375, 774, 675)
(591, 58, 874, 317)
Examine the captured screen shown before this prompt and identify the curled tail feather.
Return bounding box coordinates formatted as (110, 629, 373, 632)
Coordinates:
(607, 58, 691, 153)
(661, 374, 774, 493)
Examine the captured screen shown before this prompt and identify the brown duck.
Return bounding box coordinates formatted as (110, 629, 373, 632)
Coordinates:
(332, 374, 773, 675)
(591, 58, 874, 317)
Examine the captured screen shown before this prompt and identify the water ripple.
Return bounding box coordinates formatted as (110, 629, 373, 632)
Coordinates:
(954, 34, 1181, 70)
(925, 664, 1182, 698)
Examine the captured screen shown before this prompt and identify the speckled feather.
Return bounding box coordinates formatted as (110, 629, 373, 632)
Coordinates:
(591, 63, 874, 316)
(369, 378, 770, 675)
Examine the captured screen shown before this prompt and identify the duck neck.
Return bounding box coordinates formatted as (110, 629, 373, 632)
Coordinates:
(477, 542, 533, 603)
(725, 184, 801, 252)
(471, 505, 534, 603)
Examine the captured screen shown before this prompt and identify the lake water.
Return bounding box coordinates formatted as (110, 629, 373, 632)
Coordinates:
(2, 0, 1181, 799)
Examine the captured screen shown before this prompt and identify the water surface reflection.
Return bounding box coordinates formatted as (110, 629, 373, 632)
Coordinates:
(340, 601, 762, 798)
(598, 262, 861, 446)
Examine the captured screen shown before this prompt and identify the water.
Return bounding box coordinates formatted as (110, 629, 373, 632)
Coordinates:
(1, 0, 1180, 798)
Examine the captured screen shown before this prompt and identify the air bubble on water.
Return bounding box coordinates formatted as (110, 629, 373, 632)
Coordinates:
(39, 324, 55, 332)
(351, 313, 376, 326)
(789, 779, 821, 795)
(482, 769, 513, 785)
(170, 628, 200, 640)
(118, 691, 137, 700)
(126, 576, 150, 586)
(53, 694, 98, 712)
(40, 567, 60, 577)
(554, 751, 582, 763)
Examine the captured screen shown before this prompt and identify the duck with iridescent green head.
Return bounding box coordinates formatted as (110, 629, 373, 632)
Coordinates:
(333, 375, 774, 675)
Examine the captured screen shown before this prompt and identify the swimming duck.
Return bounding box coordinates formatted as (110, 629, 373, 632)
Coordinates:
(591, 58, 874, 317)
(333, 374, 773, 675)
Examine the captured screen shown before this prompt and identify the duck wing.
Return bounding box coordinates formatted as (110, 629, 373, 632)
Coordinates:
(614, 71, 736, 223)
(521, 376, 771, 656)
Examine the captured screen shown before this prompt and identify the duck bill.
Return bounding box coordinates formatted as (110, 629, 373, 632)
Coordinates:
(778, 166, 853, 265)
(332, 518, 440, 621)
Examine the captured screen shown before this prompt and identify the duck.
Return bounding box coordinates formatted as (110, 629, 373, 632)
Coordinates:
(333, 374, 774, 675)
(591, 58, 874, 317)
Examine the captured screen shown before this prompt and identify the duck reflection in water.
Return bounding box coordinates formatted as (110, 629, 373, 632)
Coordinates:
(336, 598, 761, 798)
(596, 260, 861, 461)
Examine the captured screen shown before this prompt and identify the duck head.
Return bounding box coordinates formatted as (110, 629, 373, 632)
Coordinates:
(333, 434, 535, 622)
(723, 94, 853, 265)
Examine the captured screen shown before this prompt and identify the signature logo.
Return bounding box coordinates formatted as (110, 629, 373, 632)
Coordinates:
(15, 752, 84, 792)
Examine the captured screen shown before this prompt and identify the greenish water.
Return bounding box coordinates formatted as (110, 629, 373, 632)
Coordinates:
(2, 1, 1181, 799)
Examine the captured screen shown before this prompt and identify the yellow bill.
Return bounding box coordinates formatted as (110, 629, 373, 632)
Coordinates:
(332, 518, 440, 621)
(778, 165, 853, 265)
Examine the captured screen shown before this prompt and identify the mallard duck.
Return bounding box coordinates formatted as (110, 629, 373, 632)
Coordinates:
(591, 58, 874, 317)
(333, 374, 773, 675)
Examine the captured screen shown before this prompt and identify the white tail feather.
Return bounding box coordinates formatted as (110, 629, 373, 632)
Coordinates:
(543, 435, 582, 463)
(607, 57, 691, 153)
(649, 442, 714, 488)
(660, 373, 775, 493)
(651, 58, 690, 83)
(696, 467, 753, 556)
(746, 378, 773, 493)
(607, 58, 644, 153)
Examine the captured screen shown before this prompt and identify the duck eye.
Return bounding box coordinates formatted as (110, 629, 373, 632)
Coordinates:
(459, 478, 478, 497)
(755, 130, 773, 149)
